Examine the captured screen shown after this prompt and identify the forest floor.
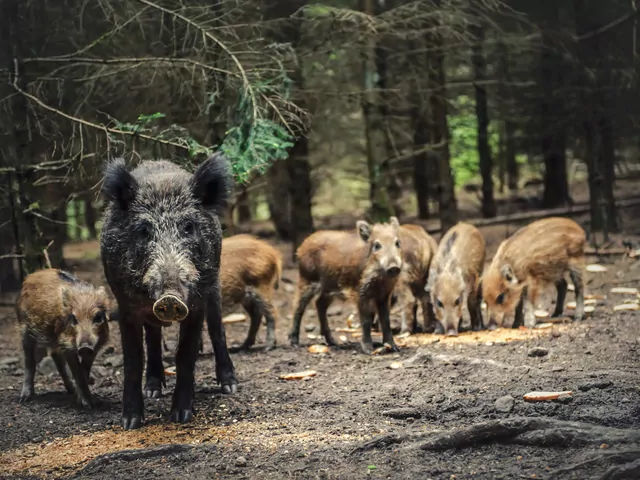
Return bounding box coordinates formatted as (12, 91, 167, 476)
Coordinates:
(1, 206, 640, 479)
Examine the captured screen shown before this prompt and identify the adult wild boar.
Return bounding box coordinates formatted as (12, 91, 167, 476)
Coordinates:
(100, 153, 237, 430)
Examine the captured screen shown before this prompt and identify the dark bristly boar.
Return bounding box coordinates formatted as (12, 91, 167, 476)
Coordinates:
(100, 153, 236, 430)
(17, 269, 110, 408)
(426, 222, 486, 336)
(482, 217, 586, 329)
(391, 219, 438, 335)
(289, 218, 403, 354)
(221, 234, 282, 352)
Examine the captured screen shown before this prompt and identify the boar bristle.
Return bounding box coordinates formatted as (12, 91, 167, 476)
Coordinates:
(190, 152, 234, 216)
(58, 270, 80, 284)
(102, 157, 138, 210)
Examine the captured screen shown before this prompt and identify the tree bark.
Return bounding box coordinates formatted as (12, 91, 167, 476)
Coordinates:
(265, 161, 292, 240)
(286, 133, 314, 252)
(84, 194, 98, 239)
(236, 186, 251, 224)
(471, 22, 496, 218)
(598, 114, 618, 232)
(412, 108, 430, 219)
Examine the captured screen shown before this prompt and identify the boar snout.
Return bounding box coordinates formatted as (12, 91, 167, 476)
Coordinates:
(445, 327, 458, 337)
(77, 345, 94, 358)
(386, 265, 401, 277)
(153, 294, 189, 322)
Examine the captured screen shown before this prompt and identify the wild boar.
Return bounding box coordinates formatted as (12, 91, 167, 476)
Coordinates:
(289, 218, 403, 354)
(482, 217, 586, 329)
(426, 222, 486, 335)
(391, 220, 439, 335)
(100, 153, 236, 430)
(220, 234, 282, 352)
(17, 269, 110, 408)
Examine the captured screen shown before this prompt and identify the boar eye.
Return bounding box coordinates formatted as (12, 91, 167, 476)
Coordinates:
(182, 220, 196, 237)
(395, 239, 401, 249)
(93, 311, 106, 324)
(454, 296, 461, 306)
(496, 293, 505, 305)
(137, 222, 152, 240)
(372, 241, 382, 252)
(68, 314, 78, 326)
(436, 299, 444, 309)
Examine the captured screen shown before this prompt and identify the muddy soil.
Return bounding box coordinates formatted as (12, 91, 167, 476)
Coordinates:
(1, 213, 639, 480)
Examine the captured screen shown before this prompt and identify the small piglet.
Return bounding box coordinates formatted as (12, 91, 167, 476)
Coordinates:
(482, 217, 586, 329)
(17, 269, 110, 408)
(289, 218, 403, 354)
(426, 222, 486, 336)
(100, 154, 236, 430)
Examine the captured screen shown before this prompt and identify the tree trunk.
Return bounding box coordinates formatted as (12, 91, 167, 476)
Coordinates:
(505, 121, 518, 191)
(236, 186, 251, 224)
(265, 161, 292, 240)
(84, 194, 98, 239)
(541, 131, 570, 208)
(412, 108, 430, 219)
(427, 5, 457, 232)
(286, 133, 314, 253)
(471, 22, 496, 218)
(496, 40, 518, 192)
(598, 113, 618, 232)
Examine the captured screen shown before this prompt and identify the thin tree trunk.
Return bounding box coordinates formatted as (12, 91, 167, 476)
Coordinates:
(84, 194, 98, 239)
(598, 113, 618, 232)
(471, 22, 496, 218)
(505, 121, 518, 191)
(266, 161, 292, 240)
(286, 133, 314, 253)
(412, 108, 430, 219)
(236, 186, 251, 224)
(427, 4, 457, 232)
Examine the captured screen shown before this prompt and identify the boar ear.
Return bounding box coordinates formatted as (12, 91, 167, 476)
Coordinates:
(190, 152, 234, 215)
(60, 286, 70, 308)
(500, 264, 519, 284)
(389, 216, 400, 229)
(102, 158, 138, 210)
(356, 220, 372, 242)
(425, 267, 437, 295)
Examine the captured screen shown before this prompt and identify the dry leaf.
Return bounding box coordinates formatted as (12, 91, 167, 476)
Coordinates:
(164, 366, 176, 376)
(534, 309, 549, 319)
(222, 313, 247, 324)
(610, 287, 639, 295)
(523, 391, 572, 402)
(388, 361, 403, 370)
(308, 345, 329, 354)
(280, 370, 317, 381)
(613, 303, 639, 312)
(586, 264, 607, 273)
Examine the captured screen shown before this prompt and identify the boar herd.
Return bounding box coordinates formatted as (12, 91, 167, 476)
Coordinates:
(14, 155, 588, 430)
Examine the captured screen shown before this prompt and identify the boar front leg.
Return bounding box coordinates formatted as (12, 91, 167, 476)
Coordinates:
(551, 278, 568, 318)
(19, 331, 37, 403)
(359, 305, 375, 355)
(377, 297, 399, 353)
(468, 288, 484, 331)
(206, 281, 238, 394)
(170, 315, 203, 424)
(65, 350, 95, 409)
(569, 267, 585, 321)
(51, 351, 75, 395)
(512, 290, 526, 329)
(119, 316, 145, 430)
(144, 324, 165, 399)
(316, 294, 337, 346)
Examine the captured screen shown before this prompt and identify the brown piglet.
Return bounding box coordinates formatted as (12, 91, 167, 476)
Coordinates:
(482, 217, 586, 329)
(17, 269, 111, 408)
(426, 222, 486, 336)
(391, 219, 439, 335)
(220, 234, 282, 352)
(289, 218, 403, 354)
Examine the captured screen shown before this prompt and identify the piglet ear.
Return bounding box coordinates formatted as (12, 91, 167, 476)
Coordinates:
(60, 286, 70, 308)
(190, 152, 234, 216)
(102, 158, 138, 210)
(389, 216, 400, 229)
(356, 220, 372, 242)
(500, 264, 519, 284)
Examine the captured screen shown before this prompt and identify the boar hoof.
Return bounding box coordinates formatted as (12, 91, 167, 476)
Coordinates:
(361, 342, 374, 355)
(264, 343, 276, 352)
(221, 381, 238, 395)
(77, 393, 95, 410)
(434, 323, 445, 335)
(121, 414, 143, 430)
(170, 408, 194, 424)
(144, 378, 163, 399)
(19, 388, 34, 404)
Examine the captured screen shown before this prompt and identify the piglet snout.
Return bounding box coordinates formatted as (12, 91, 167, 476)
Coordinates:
(153, 294, 189, 322)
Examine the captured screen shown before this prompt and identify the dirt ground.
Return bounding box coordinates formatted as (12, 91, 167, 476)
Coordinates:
(1, 209, 640, 480)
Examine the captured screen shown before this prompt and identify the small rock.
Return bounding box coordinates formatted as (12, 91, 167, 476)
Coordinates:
(381, 407, 422, 419)
(103, 355, 124, 368)
(494, 395, 515, 413)
(0, 357, 19, 367)
(37, 356, 57, 376)
(528, 347, 549, 358)
(552, 366, 565, 372)
(103, 346, 115, 355)
(578, 380, 613, 392)
(304, 324, 316, 333)
(235, 456, 247, 467)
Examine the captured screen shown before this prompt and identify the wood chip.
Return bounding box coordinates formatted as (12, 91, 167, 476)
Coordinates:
(279, 370, 317, 381)
(586, 293, 606, 300)
(535, 323, 554, 329)
(222, 313, 247, 324)
(339, 335, 348, 342)
(523, 391, 573, 402)
(346, 313, 356, 328)
(307, 333, 320, 340)
(534, 309, 549, 319)
(610, 287, 639, 295)
(388, 361, 403, 370)
(568, 284, 575, 292)
(336, 327, 359, 333)
(584, 305, 596, 314)
(372, 343, 394, 355)
(613, 303, 639, 312)
(586, 264, 607, 273)
(164, 366, 176, 376)
(308, 345, 329, 354)
(396, 332, 410, 339)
